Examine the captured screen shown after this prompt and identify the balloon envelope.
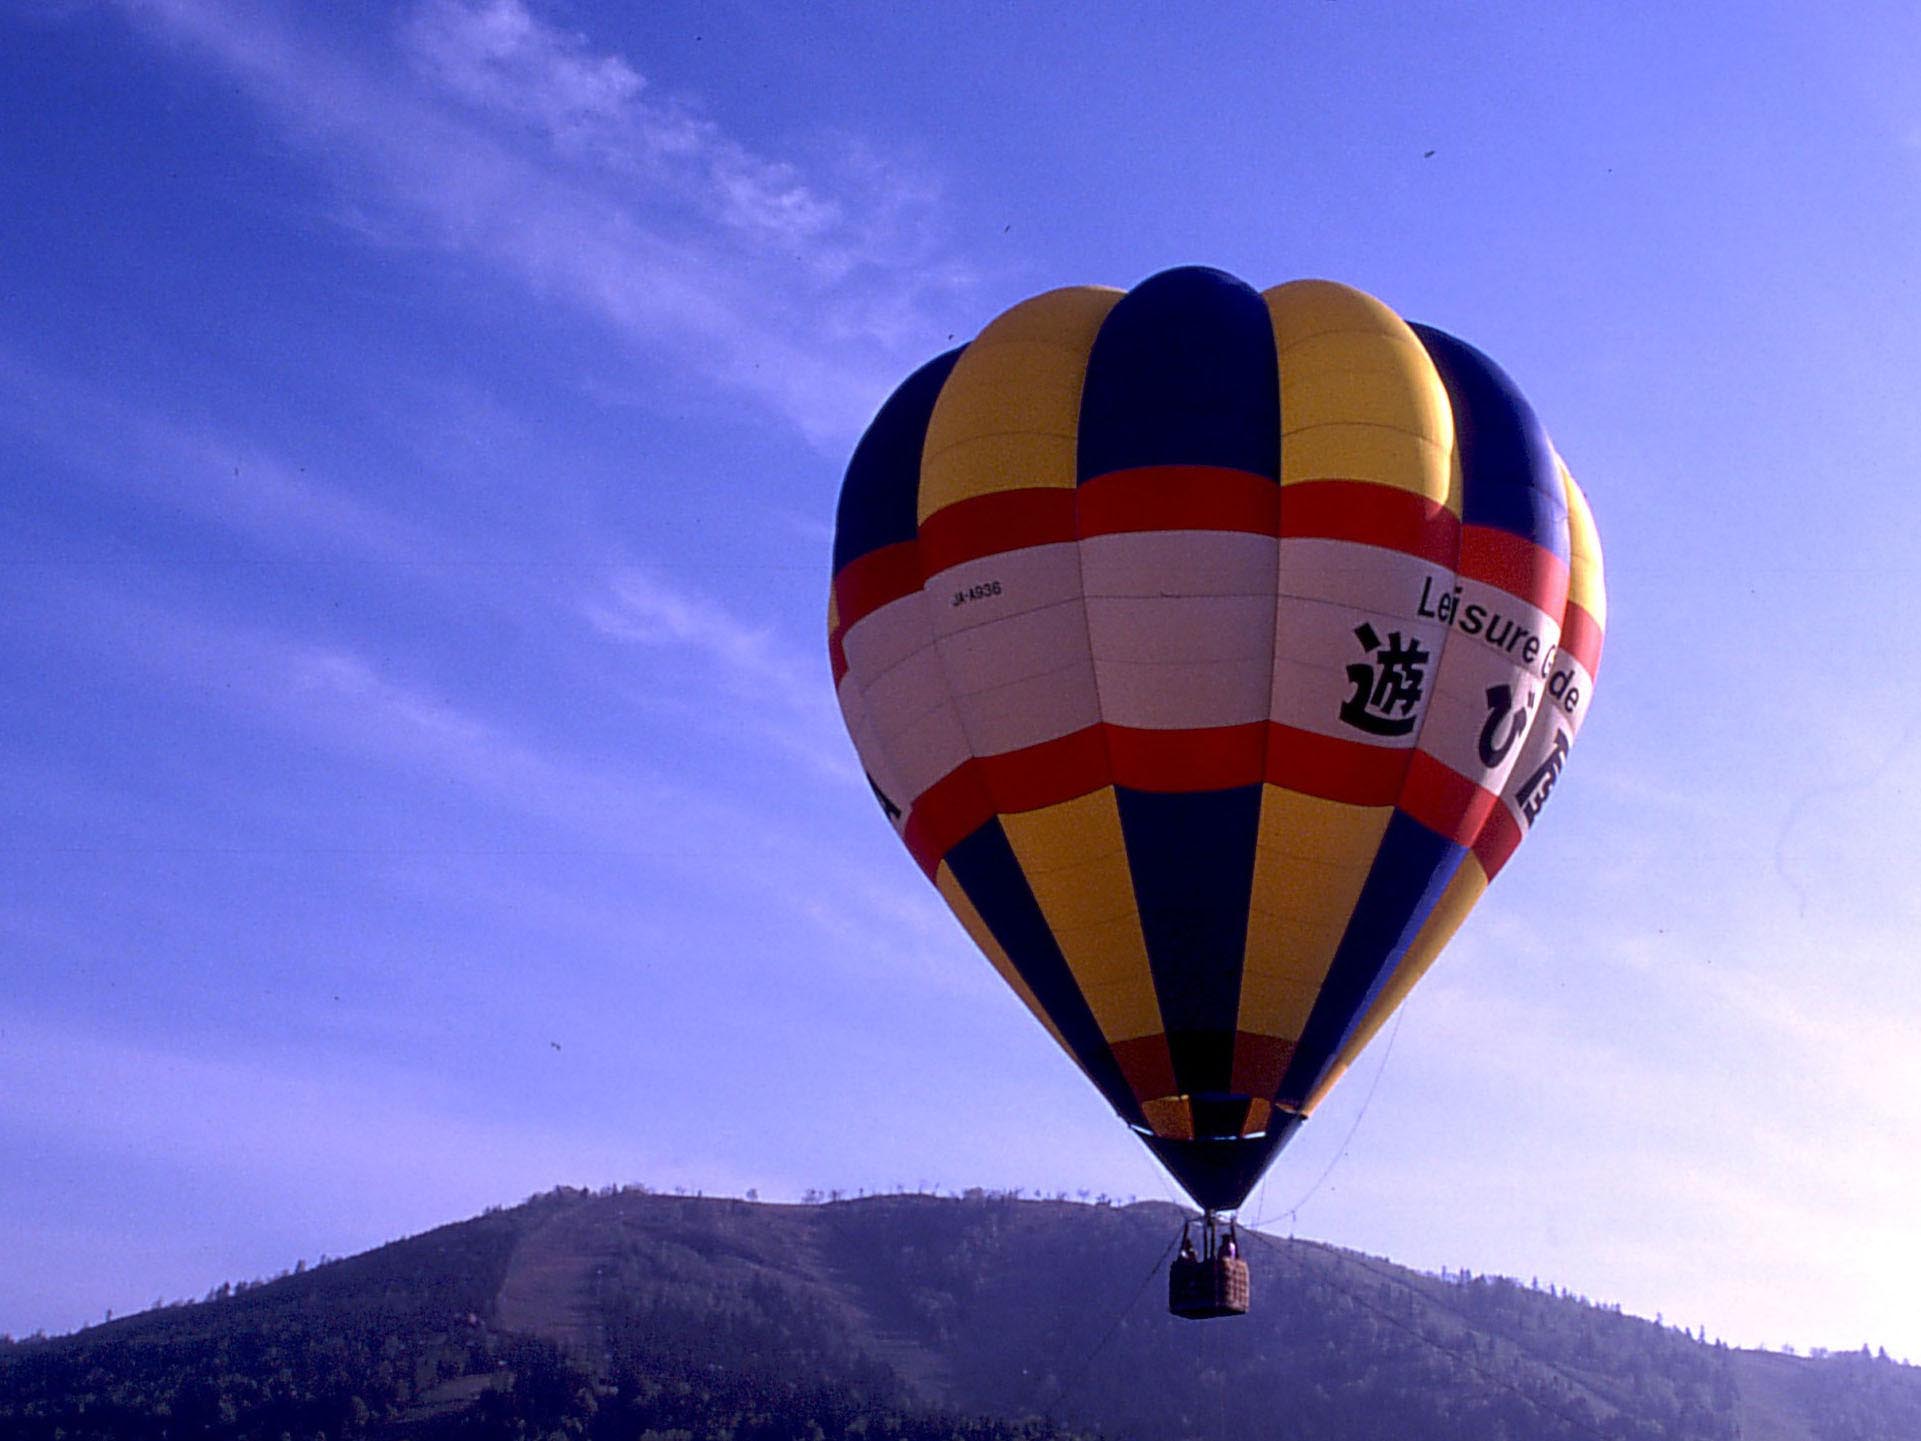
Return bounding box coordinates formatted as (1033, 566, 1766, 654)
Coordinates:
(828, 268, 1606, 1211)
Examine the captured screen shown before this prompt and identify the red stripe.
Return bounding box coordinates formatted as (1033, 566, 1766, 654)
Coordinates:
(1458, 525, 1569, 615)
(1109, 723, 1266, 791)
(900, 731, 1112, 876)
(1078, 465, 1277, 537)
(1278, 480, 1459, 567)
(828, 627, 849, 686)
(1110, 1034, 1178, 1102)
(896, 722, 1267, 873)
(832, 541, 922, 632)
(980, 726, 1109, 813)
(919, 488, 1077, 576)
(1559, 600, 1604, 678)
(1230, 1032, 1296, 1099)
(899, 721, 1416, 872)
(1264, 723, 1407, 807)
(902, 763, 995, 878)
(899, 723, 1476, 874)
(1472, 801, 1524, 879)
(1399, 750, 1497, 847)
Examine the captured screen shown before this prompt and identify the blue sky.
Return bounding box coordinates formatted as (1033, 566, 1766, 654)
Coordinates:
(5, 0, 1921, 1359)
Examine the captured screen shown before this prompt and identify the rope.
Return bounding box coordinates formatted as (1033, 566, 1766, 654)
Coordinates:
(1252, 1008, 1405, 1231)
(1048, 1231, 1180, 1420)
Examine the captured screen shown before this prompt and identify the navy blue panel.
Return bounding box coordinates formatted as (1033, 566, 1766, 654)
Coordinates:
(1166, 1030, 1239, 1099)
(1077, 267, 1280, 482)
(1114, 785, 1262, 1096)
(944, 819, 1145, 1127)
(1142, 1121, 1297, 1213)
(1188, 1095, 1253, 1140)
(1410, 325, 1568, 560)
(1277, 811, 1466, 1109)
(831, 346, 965, 574)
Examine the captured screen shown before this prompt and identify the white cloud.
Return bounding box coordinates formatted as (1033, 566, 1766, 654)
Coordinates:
(404, 0, 843, 250)
(584, 566, 856, 782)
(273, 633, 740, 856)
(117, 0, 971, 447)
(3, 559, 716, 863)
(574, 567, 1003, 989)
(586, 567, 795, 682)
(10, 558, 977, 1003)
(407, 0, 650, 143)
(0, 342, 424, 564)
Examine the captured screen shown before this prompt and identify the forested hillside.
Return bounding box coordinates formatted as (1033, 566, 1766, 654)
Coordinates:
(4, 1188, 1917, 1440)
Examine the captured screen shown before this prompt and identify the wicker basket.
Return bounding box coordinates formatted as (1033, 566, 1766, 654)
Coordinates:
(1168, 1253, 1250, 1320)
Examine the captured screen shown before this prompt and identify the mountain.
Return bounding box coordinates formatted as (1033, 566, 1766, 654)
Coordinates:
(4, 1187, 1918, 1440)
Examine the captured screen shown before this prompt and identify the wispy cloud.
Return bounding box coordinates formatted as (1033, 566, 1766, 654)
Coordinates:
(117, 0, 971, 447)
(586, 568, 803, 685)
(4, 556, 710, 860)
(584, 566, 856, 782)
(403, 0, 844, 254)
(10, 560, 975, 999)
(277, 591, 972, 992)
(576, 566, 1002, 990)
(0, 342, 422, 564)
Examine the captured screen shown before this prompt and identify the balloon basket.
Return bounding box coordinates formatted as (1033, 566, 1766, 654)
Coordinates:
(1168, 1213, 1249, 1320)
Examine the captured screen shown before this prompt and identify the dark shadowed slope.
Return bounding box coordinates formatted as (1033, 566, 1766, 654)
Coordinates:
(5, 1188, 1919, 1441)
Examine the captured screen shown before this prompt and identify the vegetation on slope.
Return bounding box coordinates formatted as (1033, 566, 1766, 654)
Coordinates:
(4, 1187, 1918, 1441)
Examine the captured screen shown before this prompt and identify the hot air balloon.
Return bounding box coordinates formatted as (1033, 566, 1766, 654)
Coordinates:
(826, 267, 1605, 1317)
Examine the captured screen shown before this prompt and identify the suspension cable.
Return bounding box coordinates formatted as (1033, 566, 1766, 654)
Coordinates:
(1252, 1010, 1405, 1232)
(1048, 1231, 1181, 1420)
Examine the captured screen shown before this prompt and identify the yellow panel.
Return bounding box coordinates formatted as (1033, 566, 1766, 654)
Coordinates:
(1000, 788, 1165, 1044)
(1238, 788, 1393, 1039)
(1262, 279, 1457, 512)
(934, 861, 1079, 1065)
(1141, 1096, 1194, 1140)
(1258, 789, 1393, 865)
(1075, 975, 1163, 1042)
(1018, 857, 1136, 931)
(1247, 859, 1370, 954)
(1300, 859, 1490, 1113)
(999, 784, 1128, 873)
(1560, 458, 1607, 631)
(1265, 276, 1407, 347)
(1239, 946, 1356, 1035)
(919, 286, 1122, 520)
